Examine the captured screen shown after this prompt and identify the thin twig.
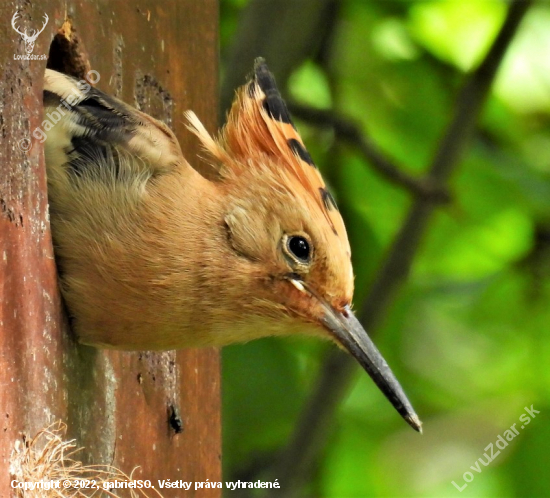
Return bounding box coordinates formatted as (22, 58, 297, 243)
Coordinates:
(289, 102, 450, 202)
(266, 1, 532, 496)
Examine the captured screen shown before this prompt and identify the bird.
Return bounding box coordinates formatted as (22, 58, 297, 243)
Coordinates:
(42, 58, 422, 432)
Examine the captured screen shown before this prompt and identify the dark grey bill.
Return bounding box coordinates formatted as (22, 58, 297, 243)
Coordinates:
(322, 304, 422, 433)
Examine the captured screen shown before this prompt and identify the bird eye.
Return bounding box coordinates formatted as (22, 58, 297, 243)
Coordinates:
(286, 235, 311, 263)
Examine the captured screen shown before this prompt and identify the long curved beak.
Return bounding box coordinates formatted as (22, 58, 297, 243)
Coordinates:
(290, 278, 422, 432)
(322, 304, 422, 432)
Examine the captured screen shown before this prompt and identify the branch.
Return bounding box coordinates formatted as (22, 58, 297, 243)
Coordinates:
(220, 0, 337, 117)
(289, 102, 450, 202)
(266, 1, 532, 495)
(360, 0, 532, 322)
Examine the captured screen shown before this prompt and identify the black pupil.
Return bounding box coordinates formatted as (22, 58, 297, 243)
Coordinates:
(288, 236, 310, 261)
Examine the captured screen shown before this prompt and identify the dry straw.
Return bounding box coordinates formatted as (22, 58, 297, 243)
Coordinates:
(9, 421, 164, 498)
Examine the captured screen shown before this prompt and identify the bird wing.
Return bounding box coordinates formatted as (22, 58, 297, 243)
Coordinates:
(43, 69, 185, 181)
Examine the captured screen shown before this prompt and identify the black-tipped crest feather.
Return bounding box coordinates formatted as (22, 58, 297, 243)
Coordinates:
(253, 58, 295, 127)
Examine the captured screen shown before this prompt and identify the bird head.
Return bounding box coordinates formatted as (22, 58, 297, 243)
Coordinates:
(186, 59, 421, 432)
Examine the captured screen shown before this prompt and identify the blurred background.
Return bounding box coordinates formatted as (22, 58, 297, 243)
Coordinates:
(218, 1, 550, 496)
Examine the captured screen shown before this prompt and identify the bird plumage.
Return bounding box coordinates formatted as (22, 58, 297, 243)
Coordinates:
(43, 59, 421, 431)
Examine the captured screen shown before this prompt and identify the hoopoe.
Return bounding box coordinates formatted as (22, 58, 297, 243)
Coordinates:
(43, 59, 421, 432)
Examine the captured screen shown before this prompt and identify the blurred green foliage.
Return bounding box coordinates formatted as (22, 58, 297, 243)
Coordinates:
(220, 1, 550, 496)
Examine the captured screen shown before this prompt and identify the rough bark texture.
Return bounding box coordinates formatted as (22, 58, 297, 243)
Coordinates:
(0, 1, 221, 496)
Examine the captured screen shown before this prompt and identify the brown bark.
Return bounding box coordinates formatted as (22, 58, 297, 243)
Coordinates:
(0, 2, 220, 496)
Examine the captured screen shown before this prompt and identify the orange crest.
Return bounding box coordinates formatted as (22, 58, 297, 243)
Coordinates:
(186, 58, 346, 240)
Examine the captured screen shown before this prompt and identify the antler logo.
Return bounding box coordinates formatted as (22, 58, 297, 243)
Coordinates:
(11, 11, 48, 55)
